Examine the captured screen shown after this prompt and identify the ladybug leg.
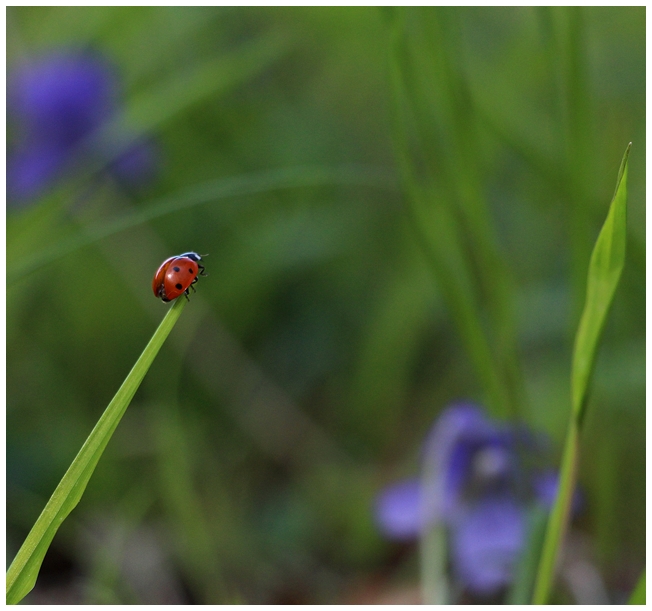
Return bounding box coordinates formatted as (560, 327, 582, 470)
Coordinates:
(198, 263, 208, 277)
(183, 291, 191, 302)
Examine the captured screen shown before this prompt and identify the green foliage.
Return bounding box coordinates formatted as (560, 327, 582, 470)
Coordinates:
(8, 166, 396, 283)
(571, 144, 629, 424)
(6, 6, 644, 604)
(388, 7, 524, 421)
(629, 570, 645, 605)
(6, 299, 186, 604)
(507, 505, 549, 604)
(532, 144, 630, 604)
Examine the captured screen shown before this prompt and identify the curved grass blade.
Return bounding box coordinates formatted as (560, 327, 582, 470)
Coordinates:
(6, 298, 187, 605)
(571, 143, 630, 424)
(532, 143, 630, 604)
(629, 569, 645, 604)
(8, 165, 397, 284)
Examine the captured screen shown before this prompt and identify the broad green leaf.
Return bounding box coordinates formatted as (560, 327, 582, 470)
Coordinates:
(571, 143, 630, 423)
(6, 298, 187, 605)
(629, 569, 645, 604)
(532, 143, 630, 604)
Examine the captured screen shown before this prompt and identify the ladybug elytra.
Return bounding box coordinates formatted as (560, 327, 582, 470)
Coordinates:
(152, 251, 206, 302)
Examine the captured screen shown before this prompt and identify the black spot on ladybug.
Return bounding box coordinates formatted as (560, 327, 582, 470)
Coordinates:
(189, 269, 194, 274)
(175, 283, 183, 290)
(173, 266, 181, 272)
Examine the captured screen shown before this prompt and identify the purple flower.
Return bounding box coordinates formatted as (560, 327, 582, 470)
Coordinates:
(8, 51, 117, 148)
(6, 144, 64, 202)
(419, 403, 514, 523)
(374, 403, 576, 598)
(450, 496, 526, 596)
(374, 479, 421, 541)
(7, 49, 158, 205)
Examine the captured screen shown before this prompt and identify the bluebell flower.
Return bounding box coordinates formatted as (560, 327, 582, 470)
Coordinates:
(7, 49, 158, 205)
(374, 403, 578, 598)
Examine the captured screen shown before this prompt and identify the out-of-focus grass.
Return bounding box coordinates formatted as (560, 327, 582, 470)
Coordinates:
(387, 6, 525, 422)
(7, 6, 644, 604)
(7, 165, 397, 282)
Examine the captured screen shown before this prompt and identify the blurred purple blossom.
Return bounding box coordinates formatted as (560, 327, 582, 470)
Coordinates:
(450, 497, 526, 596)
(8, 52, 117, 148)
(419, 403, 515, 522)
(374, 403, 579, 598)
(6, 144, 64, 202)
(7, 49, 158, 205)
(374, 479, 421, 541)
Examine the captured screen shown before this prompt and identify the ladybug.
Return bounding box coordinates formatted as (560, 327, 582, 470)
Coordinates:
(152, 252, 206, 302)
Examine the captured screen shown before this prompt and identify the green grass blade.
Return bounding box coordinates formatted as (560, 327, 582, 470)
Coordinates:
(531, 420, 580, 604)
(629, 569, 646, 604)
(571, 143, 630, 423)
(532, 143, 630, 604)
(507, 505, 549, 604)
(8, 165, 396, 284)
(6, 298, 187, 605)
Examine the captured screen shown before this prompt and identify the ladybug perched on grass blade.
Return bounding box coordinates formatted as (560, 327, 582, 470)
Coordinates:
(152, 252, 207, 302)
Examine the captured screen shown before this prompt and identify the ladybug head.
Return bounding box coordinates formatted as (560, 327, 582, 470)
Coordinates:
(179, 251, 202, 262)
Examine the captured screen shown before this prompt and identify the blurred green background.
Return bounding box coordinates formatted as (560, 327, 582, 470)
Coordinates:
(6, 7, 644, 604)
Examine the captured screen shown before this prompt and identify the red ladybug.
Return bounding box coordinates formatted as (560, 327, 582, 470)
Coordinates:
(152, 252, 206, 302)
